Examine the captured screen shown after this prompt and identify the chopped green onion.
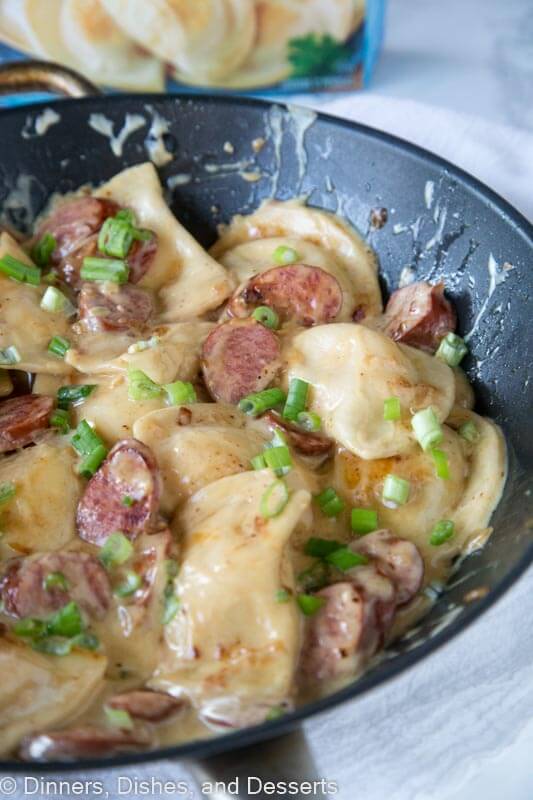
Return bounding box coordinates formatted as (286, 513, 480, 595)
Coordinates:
(122, 495, 134, 507)
(127, 335, 160, 354)
(80, 257, 129, 284)
(71, 419, 105, 456)
(436, 333, 468, 367)
(31, 233, 56, 267)
(238, 388, 286, 417)
(431, 448, 450, 480)
(164, 380, 197, 406)
(47, 335, 71, 358)
(275, 588, 291, 603)
(0, 254, 40, 285)
(57, 384, 96, 410)
(296, 411, 322, 432)
(265, 705, 286, 721)
(459, 421, 479, 443)
(50, 408, 70, 434)
(297, 593, 325, 616)
(273, 245, 300, 265)
(98, 217, 134, 258)
(46, 601, 83, 638)
(43, 269, 58, 284)
(383, 396, 401, 421)
(31, 637, 73, 656)
(0, 481, 15, 505)
(114, 570, 142, 598)
(429, 520, 455, 546)
(115, 209, 136, 225)
(297, 561, 329, 592)
(411, 407, 443, 451)
(13, 618, 47, 638)
(0, 345, 21, 365)
(78, 443, 107, 478)
(43, 572, 69, 592)
(315, 487, 345, 517)
(283, 378, 309, 422)
(162, 590, 180, 625)
(165, 559, 179, 578)
(104, 706, 134, 730)
(325, 547, 368, 571)
(127, 368, 162, 401)
(99, 531, 133, 569)
(252, 305, 279, 329)
(251, 453, 267, 470)
(269, 428, 288, 449)
(260, 479, 289, 518)
(304, 537, 344, 558)
(263, 445, 292, 476)
(40, 286, 75, 316)
(382, 474, 410, 507)
(351, 508, 378, 535)
(70, 632, 99, 651)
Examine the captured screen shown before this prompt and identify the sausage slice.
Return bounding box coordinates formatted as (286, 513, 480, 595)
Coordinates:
(78, 282, 153, 333)
(77, 439, 162, 545)
(107, 690, 184, 721)
(0, 552, 111, 620)
(382, 281, 456, 352)
(0, 395, 53, 453)
(127, 235, 158, 284)
(351, 530, 424, 606)
(263, 411, 333, 457)
(228, 264, 343, 326)
(36, 197, 119, 263)
(19, 727, 149, 762)
(201, 318, 281, 404)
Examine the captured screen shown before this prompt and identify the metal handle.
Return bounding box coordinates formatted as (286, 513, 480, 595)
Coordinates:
(186, 729, 331, 800)
(0, 60, 100, 98)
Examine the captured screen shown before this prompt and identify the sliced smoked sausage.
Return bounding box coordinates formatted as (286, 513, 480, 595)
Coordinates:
(77, 439, 162, 546)
(127, 235, 158, 284)
(0, 552, 111, 620)
(0, 395, 53, 453)
(263, 411, 333, 458)
(228, 264, 343, 326)
(36, 197, 119, 264)
(201, 318, 281, 404)
(19, 727, 149, 762)
(351, 529, 424, 606)
(78, 282, 153, 333)
(107, 690, 184, 721)
(382, 281, 456, 352)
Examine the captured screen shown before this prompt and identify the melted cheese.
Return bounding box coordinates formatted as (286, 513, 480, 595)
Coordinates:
(211, 199, 382, 319)
(0, 441, 82, 554)
(150, 471, 310, 724)
(94, 163, 234, 319)
(0, 638, 106, 755)
(0, 233, 73, 375)
(285, 324, 455, 459)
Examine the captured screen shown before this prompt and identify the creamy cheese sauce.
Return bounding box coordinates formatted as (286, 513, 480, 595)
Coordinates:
(0, 163, 507, 760)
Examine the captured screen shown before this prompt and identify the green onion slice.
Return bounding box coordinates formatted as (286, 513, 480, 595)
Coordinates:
(429, 520, 455, 546)
(315, 487, 345, 517)
(250, 453, 267, 470)
(122, 495, 134, 507)
(431, 448, 450, 480)
(57, 384, 96, 410)
(296, 410, 322, 432)
(263, 445, 292, 476)
(98, 217, 134, 259)
(99, 531, 133, 569)
(282, 378, 309, 422)
(104, 706, 134, 730)
(40, 286, 75, 316)
(297, 593, 325, 616)
(383, 396, 401, 421)
(275, 588, 291, 603)
(436, 333, 468, 367)
(162, 591, 180, 625)
(0, 254, 41, 286)
(46, 601, 83, 638)
(304, 537, 344, 558)
(459, 420, 479, 443)
(127, 368, 163, 402)
(411, 407, 443, 451)
(31, 233, 56, 268)
(260, 479, 289, 519)
(351, 508, 378, 535)
(80, 257, 129, 284)
(273, 245, 300, 265)
(43, 571, 69, 592)
(0, 345, 21, 365)
(71, 419, 105, 456)
(47, 335, 71, 358)
(164, 380, 197, 406)
(297, 561, 329, 592)
(50, 408, 70, 435)
(238, 388, 286, 417)
(325, 547, 368, 571)
(382, 474, 410, 507)
(0, 481, 15, 505)
(252, 305, 279, 329)
(78, 443, 108, 478)
(114, 570, 142, 598)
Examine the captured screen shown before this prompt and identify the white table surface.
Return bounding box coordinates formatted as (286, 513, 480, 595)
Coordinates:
(2, 1, 532, 798)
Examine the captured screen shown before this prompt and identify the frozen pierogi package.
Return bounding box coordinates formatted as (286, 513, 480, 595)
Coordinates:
(0, 0, 386, 97)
